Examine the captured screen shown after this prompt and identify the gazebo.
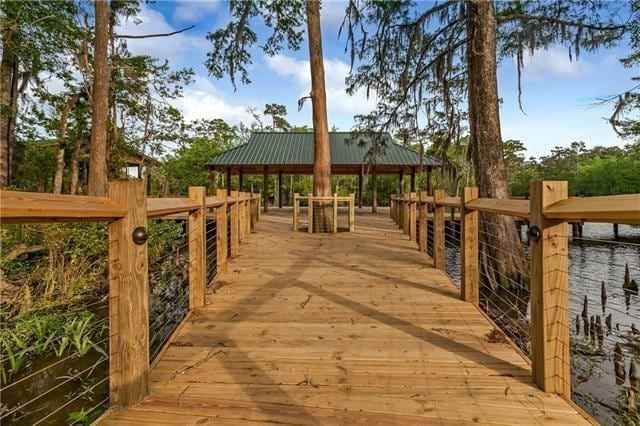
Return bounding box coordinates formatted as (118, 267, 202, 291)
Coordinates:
(207, 131, 440, 212)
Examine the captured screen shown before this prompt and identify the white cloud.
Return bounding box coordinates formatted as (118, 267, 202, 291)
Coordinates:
(521, 47, 591, 80)
(172, 0, 220, 22)
(175, 75, 255, 124)
(116, 4, 209, 68)
(264, 53, 377, 117)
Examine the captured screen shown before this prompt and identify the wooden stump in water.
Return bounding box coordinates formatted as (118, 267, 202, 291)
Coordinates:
(615, 343, 626, 384)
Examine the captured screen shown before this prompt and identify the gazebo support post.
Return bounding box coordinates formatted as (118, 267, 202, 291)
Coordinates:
(238, 171, 243, 192)
(263, 166, 269, 213)
(226, 167, 231, 196)
(278, 172, 283, 208)
(372, 165, 377, 213)
(358, 166, 363, 209)
(426, 167, 432, 195)
(410, 167, 416, 192)
(398, 171, 403, 195)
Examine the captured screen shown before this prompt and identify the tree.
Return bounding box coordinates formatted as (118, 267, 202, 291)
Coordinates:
(264, 103, 292, 131)
(0, 1, 80, 187)
(343, 0, 628, 285)
(206, 0, 334, 231)
(87, 0, 110, 196)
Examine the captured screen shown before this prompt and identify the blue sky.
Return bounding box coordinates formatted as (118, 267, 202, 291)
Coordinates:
(119, 0, 636, 157)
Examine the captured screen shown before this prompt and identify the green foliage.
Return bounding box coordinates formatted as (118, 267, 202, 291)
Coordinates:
(507, 142, 640, 197)
(162, 119, 240, 195)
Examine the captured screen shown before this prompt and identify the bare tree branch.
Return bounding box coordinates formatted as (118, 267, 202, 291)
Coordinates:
(116, 25, 195, 39)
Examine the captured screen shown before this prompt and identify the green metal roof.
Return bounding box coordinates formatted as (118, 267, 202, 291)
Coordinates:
(208, 132, 439, 167)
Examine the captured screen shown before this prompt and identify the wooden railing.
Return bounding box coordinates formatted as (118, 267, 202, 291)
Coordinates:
(390, 182, 639, 400)
(0, 181, 260, 409)
(292, 193, 355, 233)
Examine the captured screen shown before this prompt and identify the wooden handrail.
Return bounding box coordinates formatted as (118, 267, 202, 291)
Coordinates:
(465, 198, 530, 219)
(0, 190, 128, 223)
(147, 197, 201, 217)
(544, 194, 640, 224)
(435, 196, 461, 207)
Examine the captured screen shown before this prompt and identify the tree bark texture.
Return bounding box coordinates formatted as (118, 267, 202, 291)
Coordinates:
(53, 95, 79, 194)
(88, 0, 111, 196)
(0, 26, 18, 187)
(466, 0, 526, 290)
(306, 0, 332, 232)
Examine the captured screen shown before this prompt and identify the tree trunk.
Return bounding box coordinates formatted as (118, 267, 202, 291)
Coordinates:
(69, 139, 82, 195)
(305, 0, 332, 232)
(0, 38, 18, 187)
(466, 1, 526, 290)
(53, 95, 79, 194)
(87, 0, 111, 196)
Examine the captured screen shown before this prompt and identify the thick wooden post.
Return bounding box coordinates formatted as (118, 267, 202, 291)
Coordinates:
(278, 172, 283, 208)
(371, 166, 377, 213)
(188, 186, 206, 309)
(410, 168, 416, 192)
(398, 171, 403, 195)
(349, 193, 355, 232)
(308, 195, 313, 234)
(530, 181, 570, 398)
(245, 193, 251, 235)
(293, 193, 299, 231)
(225, 167, 231, 196)
(263, 166, 269, 213)
(418, 191, 428, 252)
(398, 194, 404, 230)
(333, 193, 338, 233)
(107, 180, 149, 407)
(358, 166, 363, 209)
(230, 191, 239, 256)
(238, 171, 243, 192)
(461, 187, 479, 305)
(238, 192, 246, 243)
(409, 192, 417, 241)
(403, 196, 410, 234)
(216, 189, 228, 269)
(249, 190, 255, 229)
(433, 189, 445, 270)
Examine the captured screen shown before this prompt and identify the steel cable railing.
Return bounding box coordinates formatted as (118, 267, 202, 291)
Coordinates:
(205, 210, 218, 286)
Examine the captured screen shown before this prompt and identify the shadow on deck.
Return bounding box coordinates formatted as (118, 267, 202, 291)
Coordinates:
(102, 208, 588, 424)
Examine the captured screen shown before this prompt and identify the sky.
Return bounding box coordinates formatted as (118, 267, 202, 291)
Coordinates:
(118, 0, 636, 158)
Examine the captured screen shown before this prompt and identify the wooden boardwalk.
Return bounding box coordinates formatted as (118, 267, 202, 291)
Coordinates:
(102, 209, 588, 425)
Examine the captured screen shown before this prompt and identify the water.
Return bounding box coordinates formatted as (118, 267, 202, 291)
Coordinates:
(441, 222, 640, 424)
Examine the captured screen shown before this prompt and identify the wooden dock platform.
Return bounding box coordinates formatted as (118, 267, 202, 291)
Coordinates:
(101, 209, 589, 425)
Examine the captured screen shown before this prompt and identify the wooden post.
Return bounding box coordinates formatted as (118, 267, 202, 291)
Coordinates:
(426, 167, 432, 195)
(409, 192, 417, 242)
(225, 167, 231, 196)
(293, 193, 299, 231)
(249, 189, 255, 229)
(278, 172, 283, 208)
(358, 166, 363, 209)
(398, 194, 404, 230)
(216, 189, 228, 269)
(308, 195, 313, 234)
(238, 171, 243, 192)
(333, 193, 338, 233)
(371, 166, 378, 213)
(263, 166, 269, 213)
(410, 168, 416, 192)
(403, 196, 410, 235)
(257, 192, 261, 220)
(398, 171, 403, 195)
(230, 191, 239, 256)
(349, 193, 355, 232)
(433, 189, 445, 270)
(530, 181, 570, 398)
(188, 186, 206, 309)
(107, 180, 149, 407)
(238, 192, 246, 243)
(461, 187, 479, 305)
(418, 191, 428, 252)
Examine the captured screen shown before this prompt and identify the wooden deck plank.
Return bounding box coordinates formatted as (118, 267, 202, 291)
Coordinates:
(101, 209, 588, 425)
